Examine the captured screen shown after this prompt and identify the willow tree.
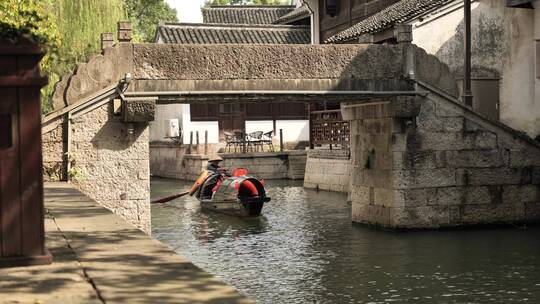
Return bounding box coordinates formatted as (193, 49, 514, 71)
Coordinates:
(38, 0, 125, 113)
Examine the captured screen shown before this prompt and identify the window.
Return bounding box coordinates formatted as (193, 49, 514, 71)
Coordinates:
(245, 103, 308, 120)
(190, 103, 218, 121)
(326, 0, 339, 17)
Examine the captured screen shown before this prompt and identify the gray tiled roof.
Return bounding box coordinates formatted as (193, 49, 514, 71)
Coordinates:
(202, 5, 295, 24)
(156, 23, 310, 44)
(325, 0, 452, 43)
(273, 5, 311, 24)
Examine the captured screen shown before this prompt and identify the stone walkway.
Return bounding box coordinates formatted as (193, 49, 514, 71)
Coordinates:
(0, 182, 252, 304)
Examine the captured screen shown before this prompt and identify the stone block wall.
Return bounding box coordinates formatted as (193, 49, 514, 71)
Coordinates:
(343, 94, 540, 229)
(221, 152, 307, 180)
(150, 143, 188, 179)
(150, 147, 307, 181)
(42, 102, 151, 234)
(42, 119, 66, 181)
(69, 102, 150, 233)
(304, 149, 350, 193)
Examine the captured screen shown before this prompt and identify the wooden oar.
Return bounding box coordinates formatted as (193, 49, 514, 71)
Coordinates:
(151, 191, 190, 204)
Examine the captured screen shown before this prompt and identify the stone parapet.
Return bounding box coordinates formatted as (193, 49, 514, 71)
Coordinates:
(221, 152, 307, 180)
(343, 94, 540, 229)
(150, 146, 307, 181)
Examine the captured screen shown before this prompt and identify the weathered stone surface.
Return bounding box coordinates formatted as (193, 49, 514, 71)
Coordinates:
(414, 47, 459, 97)
(123, 99, 156, 122)
(509, 148, 540, 167)
(435, 187, 463, 206)
(464, 186, 496, 205)
(390, 96, 422, 118)
(463, 168, 524, 186)
(461, 202, 525, 224)
(393, 168, 456, 189)
(347, 88, 540, 228)
(134, 44, 404, 81)
(43, 161, 66, 182)
(390, 205, 450, 228)
(51, 74, 70, 110)
(67, 102, 151, 234)
(525, 201, 540, 220)
(352, 203, 391, 227)
(442, 150, 506, 168)
(443, 117, 464, 132)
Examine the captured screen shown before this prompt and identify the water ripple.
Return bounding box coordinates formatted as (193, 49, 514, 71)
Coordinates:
(152, 178, 540, 304)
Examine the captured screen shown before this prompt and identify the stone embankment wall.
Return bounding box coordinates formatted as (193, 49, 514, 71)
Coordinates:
(43, 101, 151, 234)
(303, 149, 350, 193)
(150, 143, 307, 180)
(150, 143, 188, 179)
(43, 119, 66, 181)
(221, 152, 306, 180)
(342, 94, 540, 229)
(70, 103, 151, 233)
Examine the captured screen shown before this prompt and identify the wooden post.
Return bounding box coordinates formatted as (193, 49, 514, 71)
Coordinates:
(188, 131, 193, 154)
(0, 43, 51, 267)
(279, 129, 284, 152)
(308, 104, 314, 149)
(242, 131, 247, 154)
(204, 130, 208, 155)
(196, 131, 199, 154)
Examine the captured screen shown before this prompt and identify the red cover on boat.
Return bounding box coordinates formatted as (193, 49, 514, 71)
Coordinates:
(232, 168, 248, 177)
(240, 180, 258, 196)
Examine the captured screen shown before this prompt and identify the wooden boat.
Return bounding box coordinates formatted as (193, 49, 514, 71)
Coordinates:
(190, 170, 271, 217)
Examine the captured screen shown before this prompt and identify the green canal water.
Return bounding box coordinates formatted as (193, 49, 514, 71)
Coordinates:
(151, 178, 540, 304)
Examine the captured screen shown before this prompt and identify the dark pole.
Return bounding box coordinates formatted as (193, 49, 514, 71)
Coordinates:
(463, 0, 473, 107)
(279, 129, 284, 152)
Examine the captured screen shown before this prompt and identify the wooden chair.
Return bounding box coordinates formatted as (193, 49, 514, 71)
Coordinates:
(224, 131, 239, 153)
(233, 130, 247, 153)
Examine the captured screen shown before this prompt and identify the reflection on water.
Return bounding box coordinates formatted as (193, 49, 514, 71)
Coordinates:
(152, 178, 540, 304)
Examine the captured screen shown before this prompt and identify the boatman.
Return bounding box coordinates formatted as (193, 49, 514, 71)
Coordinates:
(207, 155, 231, 177)
(200, 156, 230, 198)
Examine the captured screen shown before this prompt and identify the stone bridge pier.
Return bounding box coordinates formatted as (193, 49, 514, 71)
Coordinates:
(342, 93, 540, 229)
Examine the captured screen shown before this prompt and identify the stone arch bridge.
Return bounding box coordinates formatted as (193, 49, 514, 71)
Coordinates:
(42, 42, 540, 234)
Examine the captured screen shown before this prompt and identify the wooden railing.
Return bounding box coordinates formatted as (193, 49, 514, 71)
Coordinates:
(310, 109, 350, 148)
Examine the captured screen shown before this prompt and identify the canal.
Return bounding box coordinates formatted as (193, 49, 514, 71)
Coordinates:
(151, 178, 540, 304)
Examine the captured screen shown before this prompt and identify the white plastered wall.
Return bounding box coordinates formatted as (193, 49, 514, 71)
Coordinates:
(411, 0, 539, 137)
(180, 104, 220, 144)
(244, 120, 310, 142)
(149, 104, 184, 142)
(153, 106, 308, 145)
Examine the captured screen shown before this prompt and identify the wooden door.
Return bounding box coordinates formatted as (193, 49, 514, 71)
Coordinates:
(218, 103, 245, 140)
(472, 79, 500, 122)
